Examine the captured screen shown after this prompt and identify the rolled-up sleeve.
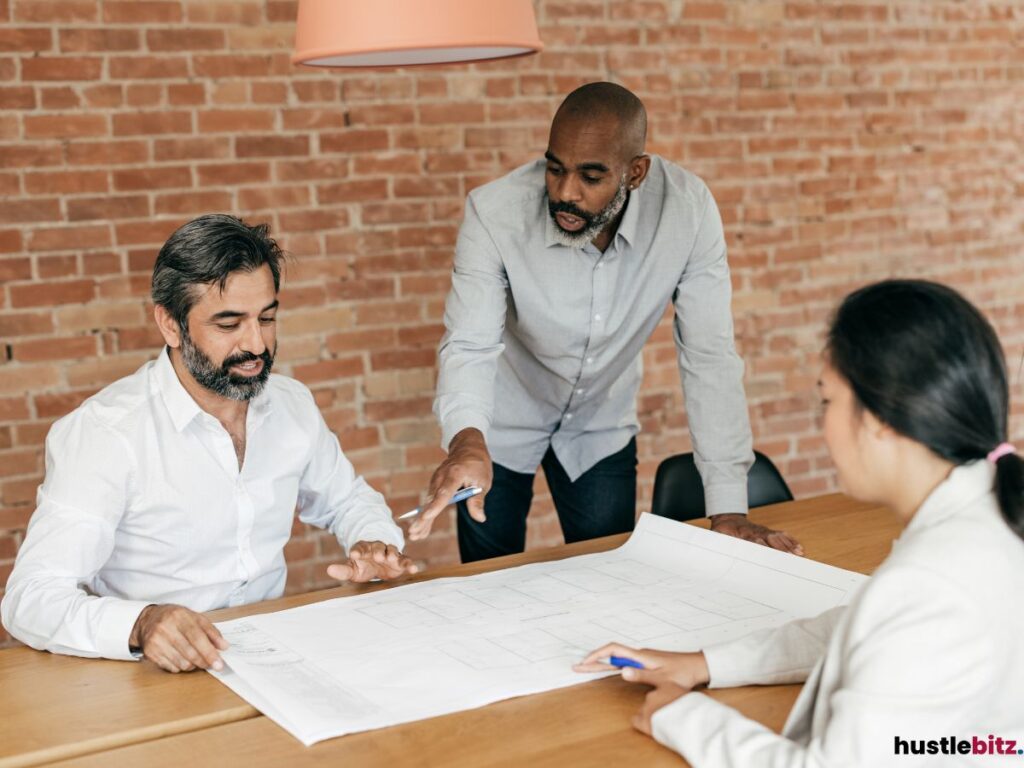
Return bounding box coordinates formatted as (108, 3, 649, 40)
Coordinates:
(1, 413, 149, 661)
(433, 194, 509, 450)
(672, 186, 753, 515)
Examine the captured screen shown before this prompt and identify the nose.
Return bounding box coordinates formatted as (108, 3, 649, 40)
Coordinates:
(555, 172, 583, 204)
(239, 318, 266, 356)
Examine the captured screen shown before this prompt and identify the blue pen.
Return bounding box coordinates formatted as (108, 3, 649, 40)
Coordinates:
(398, 486, 483, 520)
(609, 655, 646, 670)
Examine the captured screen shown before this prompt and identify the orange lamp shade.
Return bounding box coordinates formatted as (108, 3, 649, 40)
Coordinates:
(293, 0, 544, 68)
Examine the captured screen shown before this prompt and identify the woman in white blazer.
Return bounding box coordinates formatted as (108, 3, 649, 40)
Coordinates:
(576, 279, 1024, 766)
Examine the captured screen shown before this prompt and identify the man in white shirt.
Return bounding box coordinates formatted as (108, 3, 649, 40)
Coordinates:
(1, 214, 415, 673)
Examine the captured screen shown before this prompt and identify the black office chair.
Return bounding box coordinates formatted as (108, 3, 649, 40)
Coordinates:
(650, 450, 794, 522)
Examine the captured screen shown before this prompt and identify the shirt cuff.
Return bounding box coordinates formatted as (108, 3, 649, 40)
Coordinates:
(704, 482, 748, 517)
(440, 411, 490, 451)
(650, 691, 719, 756)
(96, 598, 152, 661)
(703, 640, 753, 689)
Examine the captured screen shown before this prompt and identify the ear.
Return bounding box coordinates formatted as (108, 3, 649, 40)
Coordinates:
(861, 407, 897, 443)
(628, 154, 651, 191)
(154, 304, 183, 349)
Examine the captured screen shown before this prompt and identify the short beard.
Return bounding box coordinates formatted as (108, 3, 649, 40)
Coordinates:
(548, 175, 630, 249)
(178, 327, 274, 402)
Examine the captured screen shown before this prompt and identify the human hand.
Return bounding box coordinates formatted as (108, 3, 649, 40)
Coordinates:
(409, 428, 492, 541)
(130, 604, 229, 673)
(632, 680, 690, 736)
(574, 642, 710, 690)
(709, 513, 804, 555)
(326, 541, 419, 582)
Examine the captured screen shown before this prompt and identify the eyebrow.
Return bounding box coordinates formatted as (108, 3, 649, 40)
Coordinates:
(208, 299, 279, 322)
(544, 151, 610, 174)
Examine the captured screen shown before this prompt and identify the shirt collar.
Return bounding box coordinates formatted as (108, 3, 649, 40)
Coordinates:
(154, 347, 203, 432)
(542, 186, 642, 251)
(153, 347, 273, 433)
(903, 459, 995, 537)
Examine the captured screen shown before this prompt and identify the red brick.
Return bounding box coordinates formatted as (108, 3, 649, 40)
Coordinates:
(236, 136, 310, 158)
(25, 170, 109, 195)
(154, 190, 233, 215)
(112, 112, 191, 136)
(0, 28, 52, 51)
(15, 1, 97, 22)
(0, 199, 61, 224)
(109, 55, 190, 80)
(102, 1, 181, 22)
(11, 336, 97, 362)
(0, 86, 35, 109)
(146, 29, 225, 51)
(66, 140, 148, 166)
(370, 349, 436, 371)
(0, 257, 31, 281)
(153, 137, 229, 162)
(28, 224, 111, 251)
(0, 312, 54, 337)
(60, 28, 139, 52)
(197, 109, 275, 133)
(0, 230, 24, 254)
(39, 86, 81, 109)
(292, 357, 365, 383)
(10, 280, 95, 308)
(113, 166, 192, 192)
(22, 56, 102, 81)
(67, 195, 149, 222)
(196, 162, 270, 186)
(24, 114, 107, 139)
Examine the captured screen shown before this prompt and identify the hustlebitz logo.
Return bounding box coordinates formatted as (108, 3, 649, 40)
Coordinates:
(895, 735, 1023, 757)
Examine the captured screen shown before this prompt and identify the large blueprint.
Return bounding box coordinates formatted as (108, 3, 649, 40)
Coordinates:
(209, 513, 867, 745)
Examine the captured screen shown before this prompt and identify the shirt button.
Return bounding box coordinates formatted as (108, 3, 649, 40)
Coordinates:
(586, 356, 594, 364)
(594, 314, 601, 321)
(565, 413, 573, 420)
(576, 388, 584, 395)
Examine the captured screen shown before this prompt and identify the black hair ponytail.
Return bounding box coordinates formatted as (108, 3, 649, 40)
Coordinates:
(827, 279, 1023, 541)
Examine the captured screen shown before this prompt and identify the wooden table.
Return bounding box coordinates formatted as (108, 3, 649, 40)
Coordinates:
(0, 494, 900, 768)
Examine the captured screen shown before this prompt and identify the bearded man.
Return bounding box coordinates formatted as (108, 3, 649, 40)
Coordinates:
(414, 82, 803, 561)
(2, 214, 416, 672)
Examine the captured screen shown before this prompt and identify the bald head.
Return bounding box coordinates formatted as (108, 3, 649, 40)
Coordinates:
(552, 82, 647, 160)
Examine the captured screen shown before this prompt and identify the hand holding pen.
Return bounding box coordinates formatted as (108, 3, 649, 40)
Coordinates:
(409, 427, 492, 541)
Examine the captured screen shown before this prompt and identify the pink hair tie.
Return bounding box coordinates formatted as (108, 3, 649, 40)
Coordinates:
(987, 442, 1017, 463)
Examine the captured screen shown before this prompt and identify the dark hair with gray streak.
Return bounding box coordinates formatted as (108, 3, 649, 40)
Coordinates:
(151, 214, 283, 329)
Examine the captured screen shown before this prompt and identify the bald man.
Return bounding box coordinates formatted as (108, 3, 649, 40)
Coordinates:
(414, 82, 802, 562)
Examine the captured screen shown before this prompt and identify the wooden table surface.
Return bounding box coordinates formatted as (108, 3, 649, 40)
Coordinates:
(1, 494, 900, 768)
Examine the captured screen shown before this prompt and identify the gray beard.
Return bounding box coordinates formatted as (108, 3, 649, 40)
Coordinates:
(550, 179, 630, 249)
(178, 331, 273, 402)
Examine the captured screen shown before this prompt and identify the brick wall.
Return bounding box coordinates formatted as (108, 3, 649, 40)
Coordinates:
(1, 1, 1023, 645)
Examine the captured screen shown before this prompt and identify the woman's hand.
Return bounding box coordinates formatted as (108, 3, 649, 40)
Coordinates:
(573, 642, 710, 690)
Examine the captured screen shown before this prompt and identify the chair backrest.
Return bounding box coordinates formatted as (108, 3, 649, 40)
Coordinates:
(650, 450, 794, 522)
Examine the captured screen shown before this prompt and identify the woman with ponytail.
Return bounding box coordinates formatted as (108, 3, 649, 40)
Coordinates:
(576, 279, 1024, 766)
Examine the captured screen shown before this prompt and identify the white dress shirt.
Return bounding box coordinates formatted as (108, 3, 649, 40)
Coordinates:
(2, 349, 404, 661)
(435, 156, 753, 514)
(651, 460, 1024, 766)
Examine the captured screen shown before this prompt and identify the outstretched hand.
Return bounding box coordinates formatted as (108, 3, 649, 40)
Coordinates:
(709, 513, 804, 555)
(327, 541, 419, 583)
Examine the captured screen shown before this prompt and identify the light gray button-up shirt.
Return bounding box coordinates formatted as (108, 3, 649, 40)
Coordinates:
(434, 155, 753, 515)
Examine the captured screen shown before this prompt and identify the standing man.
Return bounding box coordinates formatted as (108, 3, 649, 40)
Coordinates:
(2, 214, 416, 672)
(411, 82, 802, 561)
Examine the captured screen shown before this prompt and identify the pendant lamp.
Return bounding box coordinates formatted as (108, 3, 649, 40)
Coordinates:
(293, 0, 543, 68)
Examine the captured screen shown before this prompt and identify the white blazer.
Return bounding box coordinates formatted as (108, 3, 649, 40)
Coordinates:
(652, 460, 1024, 766)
